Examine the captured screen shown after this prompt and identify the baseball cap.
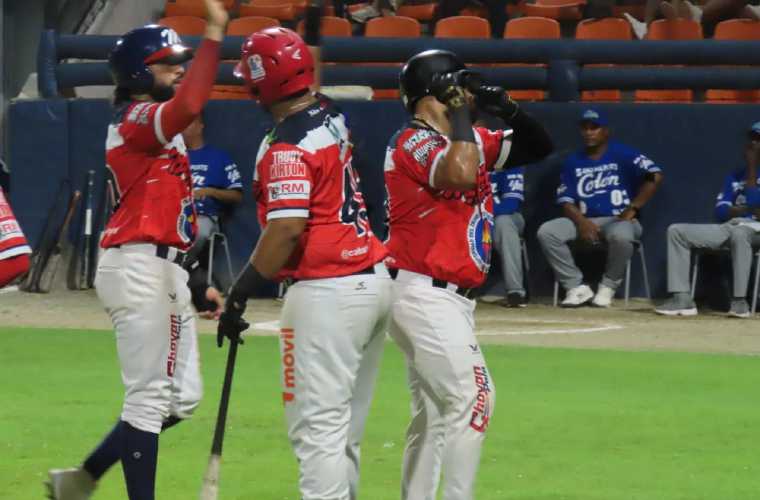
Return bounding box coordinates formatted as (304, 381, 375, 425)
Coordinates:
(579, 108, 608, 127)
(749, 121, 760, 136)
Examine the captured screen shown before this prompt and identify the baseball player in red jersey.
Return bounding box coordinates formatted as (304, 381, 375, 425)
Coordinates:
(384, 50, 553, 500)
(0, 186, 31, 288)
(216, 20, 391, 500)
(46, 2, 227, 499)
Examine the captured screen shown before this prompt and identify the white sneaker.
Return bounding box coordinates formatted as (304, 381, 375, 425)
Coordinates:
(592, 284, 615, 308)
(349, 5, 380, 23)
(561, 284, 594, 308)
(623, 12, 648, 39)
(46, 468, 95, 500)
(477, 294, 503, 304)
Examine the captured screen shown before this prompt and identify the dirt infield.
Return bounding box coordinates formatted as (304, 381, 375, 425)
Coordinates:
(1, 287, 758, 355)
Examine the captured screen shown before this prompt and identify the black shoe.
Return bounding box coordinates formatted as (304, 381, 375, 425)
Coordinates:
(505, 292, 527, 308)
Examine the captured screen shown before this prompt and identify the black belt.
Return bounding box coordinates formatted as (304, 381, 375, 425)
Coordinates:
(113, 244, 186, 266)
(388, 268, 475, 299)
(292, 265, 375, 284)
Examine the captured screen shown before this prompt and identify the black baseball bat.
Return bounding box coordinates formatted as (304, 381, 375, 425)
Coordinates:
(80, 170, 95, 289)
(199, 340, 240, 500)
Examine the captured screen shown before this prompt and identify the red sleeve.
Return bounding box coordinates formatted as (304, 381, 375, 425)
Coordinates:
(255, 144, 314, 221)
(394, 128, 450, 188)
(477, 127, 512, 171)
(158, 39, 221, 144)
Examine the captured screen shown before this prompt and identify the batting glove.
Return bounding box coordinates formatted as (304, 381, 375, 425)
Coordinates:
(474, 85, 519, 121)
(217, 303, 248, 347)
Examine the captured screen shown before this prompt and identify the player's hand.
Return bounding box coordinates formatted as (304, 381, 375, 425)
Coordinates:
(217, 308, 248, 347)
(194, 188, 211, 200)
(204, 0, 229, 27)
(617, 206, 638, 221)
(474, 84, 519, 120)
(429, 72, 468, 109)
(578, 218, 601, 243)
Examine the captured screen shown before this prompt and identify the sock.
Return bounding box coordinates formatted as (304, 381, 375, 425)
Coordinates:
(83, 421, 124, 480)
(674, 292, 691, 301)
(161, 416, 182, 432)
(120, 421, 159, 500)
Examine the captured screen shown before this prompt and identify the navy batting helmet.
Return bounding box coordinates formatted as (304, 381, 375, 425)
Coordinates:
(109, 25, 193, 93)
(399, 49, 467, 113)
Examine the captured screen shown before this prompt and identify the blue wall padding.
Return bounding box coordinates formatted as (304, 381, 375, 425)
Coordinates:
(8, 99, 760, 297)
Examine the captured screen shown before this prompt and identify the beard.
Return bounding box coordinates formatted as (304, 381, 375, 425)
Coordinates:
(150, 83, 175, 102)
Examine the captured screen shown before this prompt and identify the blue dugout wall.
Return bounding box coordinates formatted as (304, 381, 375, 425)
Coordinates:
(9, 99, 760, 298)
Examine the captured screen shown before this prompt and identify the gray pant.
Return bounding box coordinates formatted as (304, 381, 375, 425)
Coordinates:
(493, 213, 525, 295)
(537, 216, 643, 291)
(185, 215, 218, 269)
(666, 221, 760, 297)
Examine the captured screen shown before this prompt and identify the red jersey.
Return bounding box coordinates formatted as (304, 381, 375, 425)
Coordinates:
(384, 123, 512, 288)
(101, 101, 197, 250)
(253, 97, 387, 281)
(0, 186, 31, 260)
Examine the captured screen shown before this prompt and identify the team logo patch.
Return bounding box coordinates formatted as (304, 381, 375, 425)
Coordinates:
(177, 197, 196, 245)
(470, 365, 492, 432)
(467, 208, 494, 273)
(247, 54, 266, 81)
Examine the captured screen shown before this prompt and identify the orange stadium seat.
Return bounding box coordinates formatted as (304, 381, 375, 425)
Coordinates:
(239, 0, 295, 21)
(365, 16, 420, 100)
(157, 16, 207, 36)
(297, 16, 352, 36)
(164, 0, 235, 17)
(706, 19, 760, 103)
(523, 0, 586, 21)
(635, 19, 702, 102)
(435, 16, 491, 38)
(575, 18, 632, 102)
(365, 15, 421, 37)
(397, 3, 436, 21)
(226, 16, 280, 35)
(502, 17, 561, 101)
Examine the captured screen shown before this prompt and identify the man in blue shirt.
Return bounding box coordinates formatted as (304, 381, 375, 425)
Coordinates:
(182, 114, 243, 270)
(656, 121, 760, 318)
(487, 167, 527, 306)
(538, 109, 664, 307)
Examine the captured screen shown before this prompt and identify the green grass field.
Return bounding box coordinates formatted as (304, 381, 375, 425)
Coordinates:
(1, 327, 759, 500)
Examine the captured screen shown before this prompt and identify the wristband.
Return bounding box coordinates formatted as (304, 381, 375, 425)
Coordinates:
(303, 5, 322, 46)
(227, 262, 268, 312)
(449, 106, 475, 143)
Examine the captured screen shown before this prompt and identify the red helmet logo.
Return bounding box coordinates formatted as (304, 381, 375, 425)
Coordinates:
(234, 27, 314, 106)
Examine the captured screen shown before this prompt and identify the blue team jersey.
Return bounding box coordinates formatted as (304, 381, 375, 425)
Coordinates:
(490, 167, 524, 216)
(188, 144, 242, 217)
(556, 141, 661, 217)
(714, 168, 760, 222)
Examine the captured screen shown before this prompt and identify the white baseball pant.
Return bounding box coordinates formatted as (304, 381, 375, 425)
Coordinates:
(94, 244, 202, 434)
(389, 270, 495, 500)
(279, 263, 392, 500)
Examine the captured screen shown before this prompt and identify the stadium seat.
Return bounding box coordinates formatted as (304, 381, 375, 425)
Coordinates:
(226, 16, 280, 35)
(297, 16, 352, 37)
(164, 0, 235, 17)
(364, 17, 420, 100)
(239, 0, 295, 21)
(502, 18, 561, 101)
(365, 16, 421, 37)
(397, 3, 436, 21)
(635, 19, 702, 102)
(706, 19, 760, 103)
(157, 16, 207, 36)
(434, 15, 491, 38)
(575, 18, 632, 102)
(523, 0, 585, 21)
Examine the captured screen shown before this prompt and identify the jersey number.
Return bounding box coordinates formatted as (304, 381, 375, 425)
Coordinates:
(341, 162, 369, 237)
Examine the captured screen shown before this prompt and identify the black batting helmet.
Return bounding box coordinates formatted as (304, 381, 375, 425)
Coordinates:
(399, 49, 466, 113)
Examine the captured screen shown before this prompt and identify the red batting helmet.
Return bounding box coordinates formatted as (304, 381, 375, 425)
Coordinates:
(234, 27, 315, 106)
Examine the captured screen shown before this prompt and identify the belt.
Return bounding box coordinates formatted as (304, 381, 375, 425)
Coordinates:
(389, 268, 476, 299)
(291, 265, 375, 284)
(112, 243, 187, 267)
